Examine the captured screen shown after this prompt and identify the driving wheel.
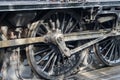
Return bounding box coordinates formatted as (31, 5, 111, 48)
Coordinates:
(94, 14, 120, 66)
(26, 10, 84, 79)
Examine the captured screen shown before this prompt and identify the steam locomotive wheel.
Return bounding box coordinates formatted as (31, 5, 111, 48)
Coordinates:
(95, 36, 120, 66)
(94, 15, 120, 66)
(26, 10, 83, 79)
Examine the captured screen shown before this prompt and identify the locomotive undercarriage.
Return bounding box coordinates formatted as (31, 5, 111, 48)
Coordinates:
(0, 7, 120, 79)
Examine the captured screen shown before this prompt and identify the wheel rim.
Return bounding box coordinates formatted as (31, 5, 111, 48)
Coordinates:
(27, 10, 82, 79)
(96, 36, 120, 65)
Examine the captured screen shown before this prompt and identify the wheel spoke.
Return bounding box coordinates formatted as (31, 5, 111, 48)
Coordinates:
(38, 26, 46, 34)
(99, 38, 111, 45)
(104, 42, 114, 58)
(67, 44, 74, 48)
(114, 43, 118, 61)
(108, 44, 115, 61)
(48, 55, 57, 75)
(42, 23, 51, 32)
(42, 52, 56, 71)
(34, 48, 50, 56)
(65, 16, 73, 33)
(49, 19, 55, 30)
(68, 21, 78, 33)
(100, 40, 113, 52)
(56, 54, 61, 75)
(99, 23, 105, 29)
(61, 13, 66, 32)
(55, 13, 60, 29)
(36, 49, 54, 64)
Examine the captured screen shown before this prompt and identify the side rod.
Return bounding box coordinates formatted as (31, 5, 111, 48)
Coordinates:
(0, 30, 116, 49)
(70, 32, 115, 54)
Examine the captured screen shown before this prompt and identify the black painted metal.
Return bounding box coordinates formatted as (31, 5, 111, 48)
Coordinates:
(0, 1, 119, 11)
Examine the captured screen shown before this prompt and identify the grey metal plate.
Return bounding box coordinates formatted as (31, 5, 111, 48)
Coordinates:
(0, 0, 119, 12)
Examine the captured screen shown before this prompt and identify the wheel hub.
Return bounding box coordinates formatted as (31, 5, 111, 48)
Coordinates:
(45, 30, 71, 57)
(45, 30, 63, 43)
